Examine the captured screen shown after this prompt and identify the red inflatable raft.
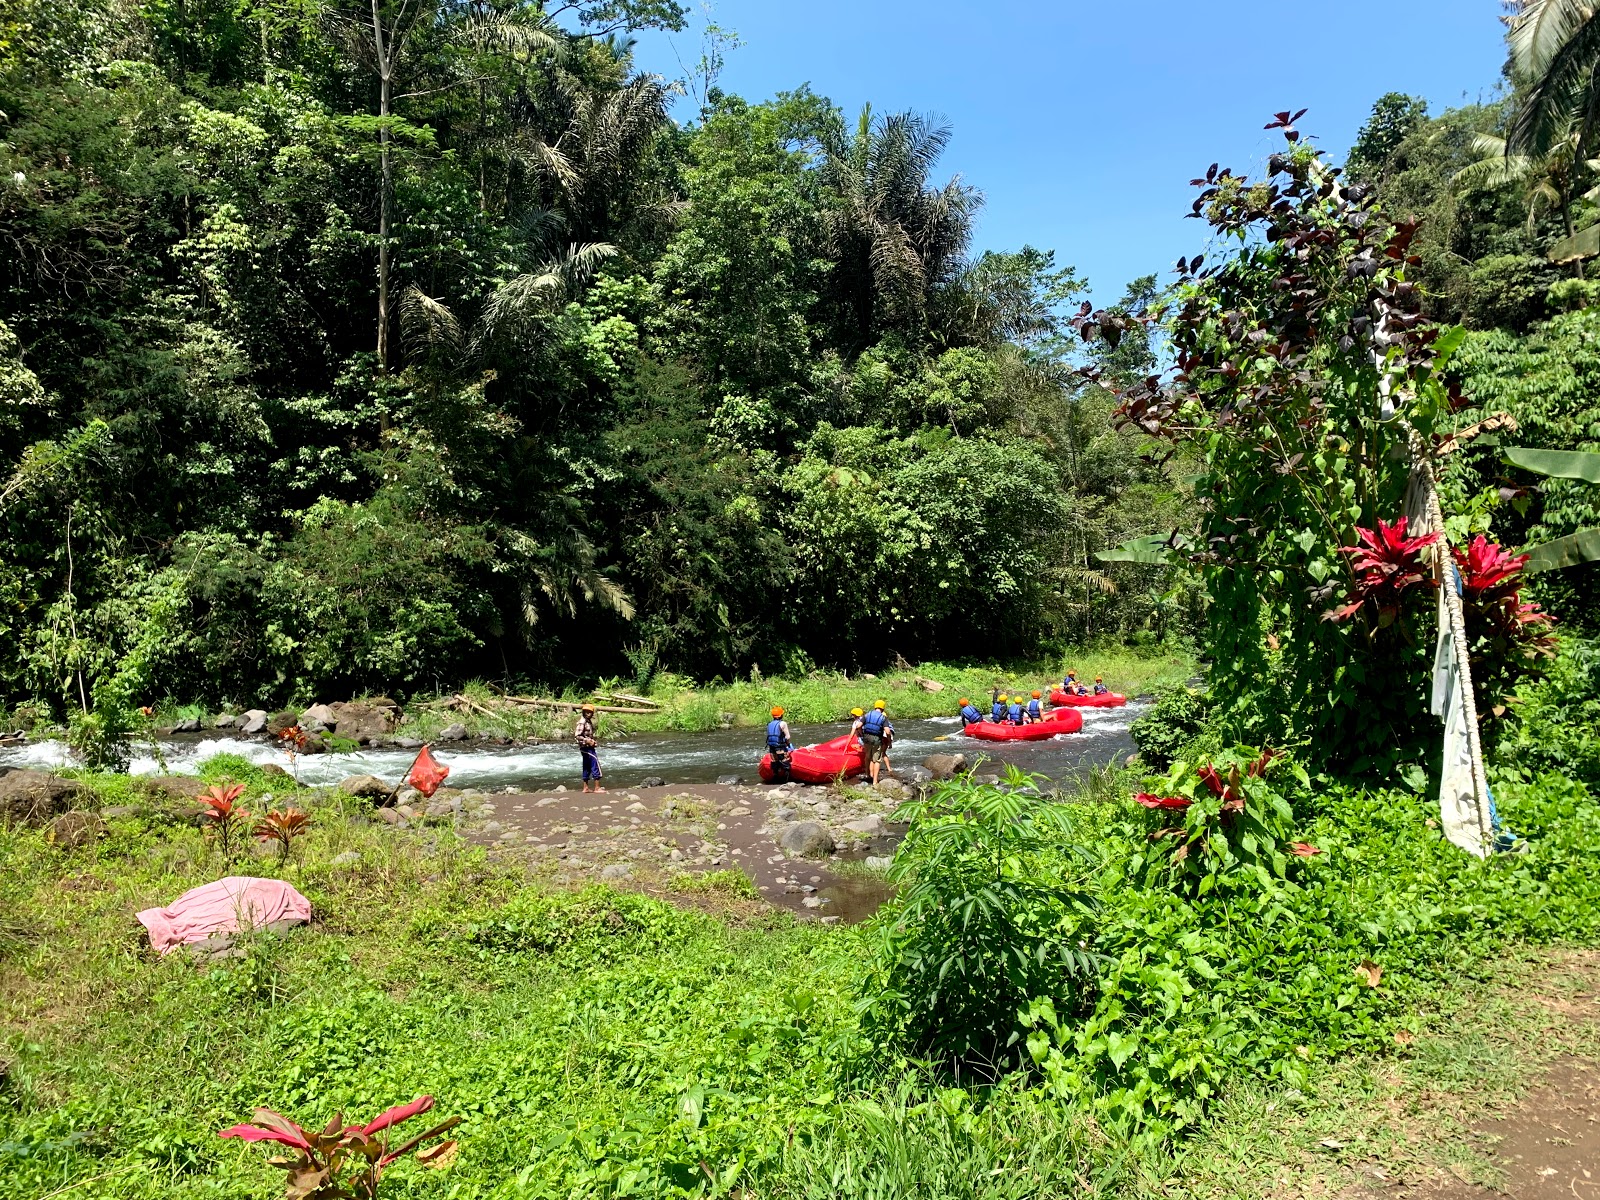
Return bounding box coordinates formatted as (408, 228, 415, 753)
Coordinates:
(759, 733, 868, 785)
(963, 708, 1083, 741)
(1048, 689, 1127, 708)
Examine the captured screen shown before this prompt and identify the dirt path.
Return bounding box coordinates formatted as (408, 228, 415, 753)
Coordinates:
(1425, 1057, 1600, 1200)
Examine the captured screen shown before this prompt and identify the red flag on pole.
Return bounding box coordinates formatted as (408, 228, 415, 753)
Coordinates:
(407, 745, 450, 798)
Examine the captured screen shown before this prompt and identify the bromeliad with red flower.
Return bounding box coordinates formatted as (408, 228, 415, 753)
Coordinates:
(218, 1095, 460, 1200)
(1323, 517, 1440, 627)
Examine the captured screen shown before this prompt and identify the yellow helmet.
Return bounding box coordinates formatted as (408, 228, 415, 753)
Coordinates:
(998, 693, 1008, 702)
(1095, 676, 1103, 682)
(873, 700, 886, 710)
(850, 707, 864, 718)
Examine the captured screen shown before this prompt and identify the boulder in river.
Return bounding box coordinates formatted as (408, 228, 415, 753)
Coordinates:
(214, 714, 238, 729)
(259, 763, 289, 778)
(0, 770, 88, 825)
(922, 753, 966, 780)
(266, 710, 299, 736)
(238, 710, 269, 735)
(331, 702, 396, 745)
(338, 774, 393, 802)
(435, 722, 468, 742)
(299, 703, 338, 733)
(777, 821, 835, 859)
(171, 716, 203, 734)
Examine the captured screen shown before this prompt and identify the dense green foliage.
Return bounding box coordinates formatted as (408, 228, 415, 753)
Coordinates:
(6, 699, 1600, 1197)
(0, 0, 1182, 720)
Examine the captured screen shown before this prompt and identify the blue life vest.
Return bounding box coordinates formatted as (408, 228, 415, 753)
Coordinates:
(766, 719, 788, 749)
(991, 701, 1005, 721)
(1093, 684, 1109, 695)
(861, 709, 887, 737)
(960, 703, 983, 726)
(1008, 702, 1024, 724)
(1063, 677, 1077, 690)
(1027, 699, 1042, 720)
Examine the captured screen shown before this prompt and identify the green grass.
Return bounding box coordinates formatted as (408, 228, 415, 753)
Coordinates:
(5, 742, 1599, 1200)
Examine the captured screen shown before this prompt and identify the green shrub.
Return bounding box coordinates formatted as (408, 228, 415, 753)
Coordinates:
(860, 769, 1101, 1079)
(1130, 688, 1209, 768)
(1494, 637, 1600, 787)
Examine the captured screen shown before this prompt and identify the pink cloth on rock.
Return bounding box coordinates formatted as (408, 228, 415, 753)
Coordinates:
(136, 876, 312, 955)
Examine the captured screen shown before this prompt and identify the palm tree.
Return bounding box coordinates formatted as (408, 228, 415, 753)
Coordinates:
(817, 106, 982, 348)
(1505, 1, 1600, 159)
(1452, 130, 1600, 244)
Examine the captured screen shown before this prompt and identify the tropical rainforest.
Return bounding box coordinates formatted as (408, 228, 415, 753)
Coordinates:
(0, 0, 1186, 724)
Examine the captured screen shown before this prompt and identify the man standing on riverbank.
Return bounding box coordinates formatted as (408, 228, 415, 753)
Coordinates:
(575, 703, 605, 793)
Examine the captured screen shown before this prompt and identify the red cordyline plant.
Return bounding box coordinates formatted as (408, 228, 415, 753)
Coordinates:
(253, 809, 312, 863)
(198, 783, 249, 858)
(218, 1095, 460, 1199)
(1322, 517, 1440, 627)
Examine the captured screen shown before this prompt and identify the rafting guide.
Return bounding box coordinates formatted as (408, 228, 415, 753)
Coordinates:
(766, 707, 793, 782)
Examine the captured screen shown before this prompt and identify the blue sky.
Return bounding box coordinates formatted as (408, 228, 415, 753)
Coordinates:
(631, 0, 1510, 306)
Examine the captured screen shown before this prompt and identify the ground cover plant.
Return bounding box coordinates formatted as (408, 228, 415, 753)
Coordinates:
(4, 690, 1599, 1199)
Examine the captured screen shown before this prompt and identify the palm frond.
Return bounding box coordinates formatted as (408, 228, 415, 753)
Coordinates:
(398, 285, 462, 357)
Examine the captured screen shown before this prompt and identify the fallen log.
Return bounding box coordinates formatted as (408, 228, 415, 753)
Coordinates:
(592, 690, 661, 709)
(496, 694, 661, 716)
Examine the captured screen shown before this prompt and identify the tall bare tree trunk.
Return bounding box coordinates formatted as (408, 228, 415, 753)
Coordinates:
(373, 0, 393, 371)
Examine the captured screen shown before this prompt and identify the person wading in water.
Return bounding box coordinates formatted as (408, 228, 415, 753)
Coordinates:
(575, 703, 605, 793)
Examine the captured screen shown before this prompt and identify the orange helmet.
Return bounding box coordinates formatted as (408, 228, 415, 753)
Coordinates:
(771, 706, 784, 718)
(958, 697, 970, 706)
(1031, 690, 1042, 699)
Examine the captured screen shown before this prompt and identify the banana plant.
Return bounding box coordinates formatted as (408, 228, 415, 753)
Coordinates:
(1502, 446, 1600, 572)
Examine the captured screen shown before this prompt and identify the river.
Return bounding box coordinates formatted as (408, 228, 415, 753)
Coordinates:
(0, 703, 1145, 790)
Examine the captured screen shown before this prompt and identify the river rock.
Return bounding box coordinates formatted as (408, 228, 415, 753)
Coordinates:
(298, 735, 327, 755)
(777, 821, 835, 859)
(338, 774, 392, 802)
(299, 703, 338, 734)
(841, 814, 885, 837)
(917, 678, 945, 693)
(715, 774, 742, 786)
(238, 709, 268, 735)
(171, 716, 203, 734)
(0, 770, 87, 825)
(46, 811, 105, 849)
(140, 776, 207, 803)
(260, 763, 289, 778)
(922, 753, 966, 780)
(896, 765, 932, 785)
(374, 807, 404, 826)
(865, 855, 893, 871)
(436, 722, 468, 742)
(214, 714, 238, 728)
(639, 776, 666, 788)
(393, 737, 423, 749)
(265, 710, 299, 736)
(600, 863, 633, 881)
(331, 702, 395, 745)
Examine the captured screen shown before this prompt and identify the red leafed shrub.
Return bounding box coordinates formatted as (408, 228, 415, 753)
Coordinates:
(218, 1095, 460, 1199)
(253, 809, 312, 862)
(1451, 535, 1558, 716)
(198, 783, 249, 858)
(1323, 517, 1440, 627)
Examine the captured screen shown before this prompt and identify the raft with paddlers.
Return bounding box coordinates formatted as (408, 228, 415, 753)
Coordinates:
(963, 708, 1084, 741)
(758, 733, 867, 784)
(1049, 689, 1127, 708)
